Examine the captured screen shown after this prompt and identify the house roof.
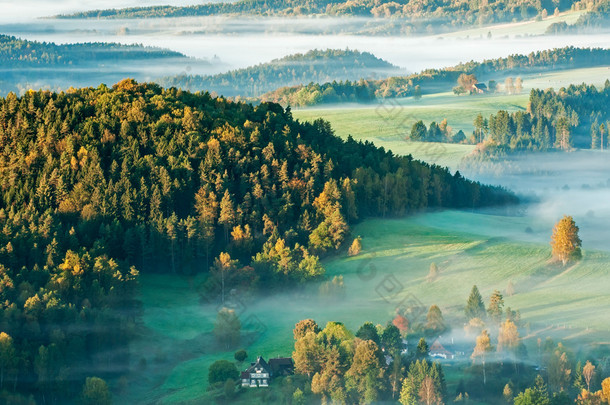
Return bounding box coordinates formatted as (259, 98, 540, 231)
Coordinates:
(268, 357, 293, 367)
(430, 339, 454, 354)
(474, 83, 487, 89)
(245, 356, 270, 374)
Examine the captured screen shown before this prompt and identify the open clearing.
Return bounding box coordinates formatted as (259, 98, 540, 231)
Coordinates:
(121, 209, 610, 403)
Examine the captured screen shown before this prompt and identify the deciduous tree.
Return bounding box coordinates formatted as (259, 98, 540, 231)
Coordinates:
(551, 215, 582, 266)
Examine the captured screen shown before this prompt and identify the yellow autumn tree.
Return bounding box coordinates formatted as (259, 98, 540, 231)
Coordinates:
(550, 215, 582, 266)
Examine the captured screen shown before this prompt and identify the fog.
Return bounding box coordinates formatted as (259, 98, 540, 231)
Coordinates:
(460, 151, 610, 252)
(1, 5, 609, 74)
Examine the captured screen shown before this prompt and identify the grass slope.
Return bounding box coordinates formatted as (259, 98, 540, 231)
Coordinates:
(123, 209, 610, 403)
(293, 66, 610, 169)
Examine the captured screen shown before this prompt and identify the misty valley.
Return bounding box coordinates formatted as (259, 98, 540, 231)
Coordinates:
(0, 0, 609, 404)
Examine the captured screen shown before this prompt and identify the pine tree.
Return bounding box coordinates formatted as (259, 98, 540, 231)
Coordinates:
(219, 189, 236, 243)
(465, 285, 486, 320)
(550, 215, 582, 266)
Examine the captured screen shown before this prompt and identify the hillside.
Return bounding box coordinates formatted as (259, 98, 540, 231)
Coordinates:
(262, 47, 610, 106)
(158, 49, 402, 97)
(0, 80, 516, 403)
(56, 0, 598, 36)
(0, 35, 199, 94)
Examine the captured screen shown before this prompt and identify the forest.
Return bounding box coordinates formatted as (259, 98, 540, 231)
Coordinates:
(0, 35, 184, 67)
(546, 1, 610, 34)
(468, 81, 610, 155)
(259, 47, 610, 106)
(158, 49, 401, 98)
(56, 0, 598, 35)
(0, 81, 515, 402)
(0, 35, 194, 95)
(213, 283, 610, 404)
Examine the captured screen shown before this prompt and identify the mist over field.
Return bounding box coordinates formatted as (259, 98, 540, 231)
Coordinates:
(459, 151, 610, 252)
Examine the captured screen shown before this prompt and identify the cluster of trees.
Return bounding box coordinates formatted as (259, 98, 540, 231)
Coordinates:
(60, 0, 585, 36)
(0, 35, 191, 95)
(546, 1, 610, 34)
(289, 318, 447, 404)
(472, 81, 610, 153)
(410, 119, 469, 144)
(260, 47, 610, 107)
(260, 79, 378, 106)
(159, 49, 401, 98)
(453, 73, 523, 95)
(0, 35, 183, 67)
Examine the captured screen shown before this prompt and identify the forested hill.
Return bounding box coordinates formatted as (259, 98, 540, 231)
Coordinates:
(260, 47, 610, 106)
(0, 35, 199, 95)
(0, 34, 185, 67)
(56, 0, 594, 35)
(0, 81, 515, 402)
(58, 0, 583, 19)
(158, 49, 402, 97)
(0, 80, 515, 281)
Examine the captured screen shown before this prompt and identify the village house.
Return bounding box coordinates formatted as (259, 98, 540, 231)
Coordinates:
(473, 83, 488, 94)
(241, 356, 294, 387)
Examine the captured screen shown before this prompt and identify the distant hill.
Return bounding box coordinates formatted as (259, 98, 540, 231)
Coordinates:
(57, 0, 603, 35)
(158, 49, 403, 97)
(0, 35, 203, 94)
(260, 47, 610, 107)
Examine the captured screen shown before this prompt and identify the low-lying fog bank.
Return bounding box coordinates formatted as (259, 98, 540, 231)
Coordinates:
(461, 151, 610, 251)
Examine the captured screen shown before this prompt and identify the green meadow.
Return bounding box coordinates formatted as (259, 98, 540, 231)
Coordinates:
(121, 210, 610, 403)
(293, 66, 610, 169)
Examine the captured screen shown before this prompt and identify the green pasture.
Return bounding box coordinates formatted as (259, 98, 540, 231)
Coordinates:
(119, 209, 610, 403)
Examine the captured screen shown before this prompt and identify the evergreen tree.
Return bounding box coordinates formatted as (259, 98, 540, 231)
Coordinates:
(465, 285, 486, 320)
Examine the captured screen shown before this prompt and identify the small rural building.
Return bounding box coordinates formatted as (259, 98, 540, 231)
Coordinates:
(473, 83, 487, 94)
(429, 339, 455, 360)
(241, 356, 294, 387)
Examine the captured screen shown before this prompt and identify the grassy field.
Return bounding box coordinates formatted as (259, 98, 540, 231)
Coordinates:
(119, 209, 610, 404)
(293, 66, 610, 169)
(435, 10, 587, 39)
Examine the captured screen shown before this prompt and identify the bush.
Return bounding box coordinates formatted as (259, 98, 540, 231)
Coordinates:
(209, 360, 239, 385)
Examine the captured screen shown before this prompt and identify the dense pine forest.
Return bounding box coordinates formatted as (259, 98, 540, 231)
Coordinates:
(260, 47, 610, 106)
(158, 49, 401, 98)
(0, 80, 516, 402)
(470, 81, 610, 155)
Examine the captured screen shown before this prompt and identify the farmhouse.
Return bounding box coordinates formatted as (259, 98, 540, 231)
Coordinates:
(429, 339, 455, 360)
(241, 356, 294, 387)
(473, 83, 488, 94)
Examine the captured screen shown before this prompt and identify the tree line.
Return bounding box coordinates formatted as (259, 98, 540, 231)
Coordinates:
(260, 47, 610, 107)
(471, 81, 610, 154)
(158, 49, 401, 98)
(58, 0, 587, 37)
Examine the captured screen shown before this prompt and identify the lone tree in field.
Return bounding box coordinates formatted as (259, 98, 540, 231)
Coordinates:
(550, 215, 582, 266)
